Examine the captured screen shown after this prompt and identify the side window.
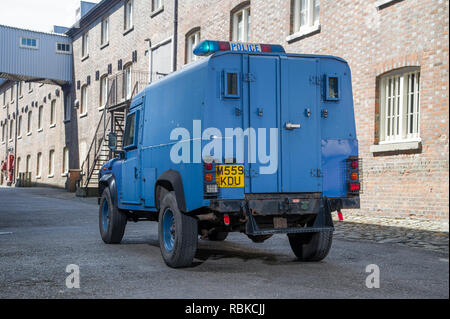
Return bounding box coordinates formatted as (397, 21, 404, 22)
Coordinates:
(123, 112, 137, 149)
(324, 74, 340, 101)
(223, 71, 240, 99)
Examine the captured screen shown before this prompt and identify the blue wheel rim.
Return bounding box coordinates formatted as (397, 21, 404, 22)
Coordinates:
(102, 200, 109, 231)
(162, 209, 175, 252)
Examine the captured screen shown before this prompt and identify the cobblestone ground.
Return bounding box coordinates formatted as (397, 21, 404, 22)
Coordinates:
(333, 212, 449, 254)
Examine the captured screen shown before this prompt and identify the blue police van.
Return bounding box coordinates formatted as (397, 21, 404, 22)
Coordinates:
(99, 40, 361, 268)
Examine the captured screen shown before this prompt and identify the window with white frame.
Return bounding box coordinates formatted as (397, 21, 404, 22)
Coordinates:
(80, 85, 88, 115)
(124, 0, 133, 31)
(1, 124, 5, 142)
(101, 17, 109, 46)
(123, 63, 132, 100)
(292, 0, 320, 34)
(9, 119, 14, 141)
(36, 153, 42, 177)
(64, 93, 71, 121)
(50, 100, 56, 126)
(26, 155, 31, 174)
(100, 75, 109, 107)
(82, 32, 89, 58)
(17, 115, 22, 137)
(186, 29, 200, 64)
(16, 157, 21, 177)
(28, 82, 33, 92)
(18, 82, 23, 97)
(10, 86, 14, 101)
(27, 111, 32, 134)
(152, 0, 163, 12)
(63, 147, 69, 174)
(232, 5, 251, 42)
(379, 68, 421, 143)
(38, 105, 43, 130)
(20, 37, 38, 49)
(48, 149, 55, 177)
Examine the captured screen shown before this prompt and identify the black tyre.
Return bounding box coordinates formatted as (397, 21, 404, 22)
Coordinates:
(288, 230, 333, 262)
(99, 188, 127, 244)
(158, 191, 198, 268)
(208, 230, 229, 241)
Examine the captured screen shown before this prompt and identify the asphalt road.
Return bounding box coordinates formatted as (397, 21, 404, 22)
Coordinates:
(0, 187, 448, 299)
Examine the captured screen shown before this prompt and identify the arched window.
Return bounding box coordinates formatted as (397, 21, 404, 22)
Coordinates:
(38, 105, 43, 130)
(9, 119, 14, 140)
(26, 155, 31, 174)
(100, 75, 109, 108)
(123, 63, 133, 100)
(50, 100, 56, 126)
(36, 153, 42, 177)
(16, 157, 21, 178)
(27, 111, 32, 134)
(186, 27, 201, 64)
(17, 115, 22, 137)
(48, 150, 55, 177)
(80, 85, 88, 116)
(63, 147, 69, 174)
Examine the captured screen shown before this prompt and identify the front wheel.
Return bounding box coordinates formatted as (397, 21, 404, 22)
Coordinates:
(99, 188, 127, 244)
(288, 230, 333, 262)
(158, 191, 198, 268)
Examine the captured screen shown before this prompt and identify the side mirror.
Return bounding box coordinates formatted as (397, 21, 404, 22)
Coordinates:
(108, 132, 118, 151)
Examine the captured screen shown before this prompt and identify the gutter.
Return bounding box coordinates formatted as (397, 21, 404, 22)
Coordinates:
(173, 0, 178, 72)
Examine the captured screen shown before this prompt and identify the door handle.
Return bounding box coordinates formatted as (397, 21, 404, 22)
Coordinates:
(134, 167, 138, 179)
(285, 122, 301, 130)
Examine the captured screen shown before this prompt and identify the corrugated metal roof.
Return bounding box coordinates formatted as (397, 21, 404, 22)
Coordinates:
(0, 24, 72, 84)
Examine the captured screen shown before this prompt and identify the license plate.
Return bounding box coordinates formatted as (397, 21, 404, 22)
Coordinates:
(216, 165, 245, 188)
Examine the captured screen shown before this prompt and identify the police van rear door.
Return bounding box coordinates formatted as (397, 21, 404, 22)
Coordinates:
(247, 55, 322, 194)
(279, 56, 322, 193)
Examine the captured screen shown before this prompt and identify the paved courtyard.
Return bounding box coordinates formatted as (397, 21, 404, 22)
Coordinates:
(0, 187, 448, 299)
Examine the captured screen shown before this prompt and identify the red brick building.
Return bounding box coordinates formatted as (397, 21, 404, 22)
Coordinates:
(1, 0, 448, 220)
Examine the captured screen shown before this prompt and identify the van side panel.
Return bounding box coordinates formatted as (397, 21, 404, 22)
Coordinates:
(319, 59, 358, 198)
(139, 61, 210, 212)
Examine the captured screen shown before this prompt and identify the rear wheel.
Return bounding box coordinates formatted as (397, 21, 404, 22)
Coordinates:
(158, 191, 198, 268)
(288, 230, 333, 262)
(99, 188, 127, 244)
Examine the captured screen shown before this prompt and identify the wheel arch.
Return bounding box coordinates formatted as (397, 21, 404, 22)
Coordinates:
(155, 170, 187, 212)
(99, 173, 118, 207)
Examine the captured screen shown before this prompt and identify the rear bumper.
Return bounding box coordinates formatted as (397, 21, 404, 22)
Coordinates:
(207, 194, 355, 235)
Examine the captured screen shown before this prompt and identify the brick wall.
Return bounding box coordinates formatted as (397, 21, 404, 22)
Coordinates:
(1, 0, 448, 220)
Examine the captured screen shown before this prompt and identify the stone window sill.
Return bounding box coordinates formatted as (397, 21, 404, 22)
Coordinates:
(100, 42, 109, 50)
(26, 132, 32, 136)
(151, 6, 164, 18)
(36, 176, 41, 180)
(64, 119, 71, 124)
(48, 174, 54, 179)
(17, 136, 22, 140)
(61, 173, 68, 177)
(375, 0, 403, 10)
(123, 26, 134, 36)
(80, 113, 88, 119)
(286, 24, 321, 43)
(81, 54, 89, 62)
(37, 128, 43, 133)
(49, 124, 56, 128)
(370, 141, 421, 153)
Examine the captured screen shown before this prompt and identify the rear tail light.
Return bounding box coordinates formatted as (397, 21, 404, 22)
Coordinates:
(204, 161, 219, 198)
(347, 157, 363, 195)
(223, 214, 230, 226)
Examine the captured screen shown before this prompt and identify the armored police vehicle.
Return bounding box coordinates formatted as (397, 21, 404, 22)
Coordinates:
(99, 40, 361, 268)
